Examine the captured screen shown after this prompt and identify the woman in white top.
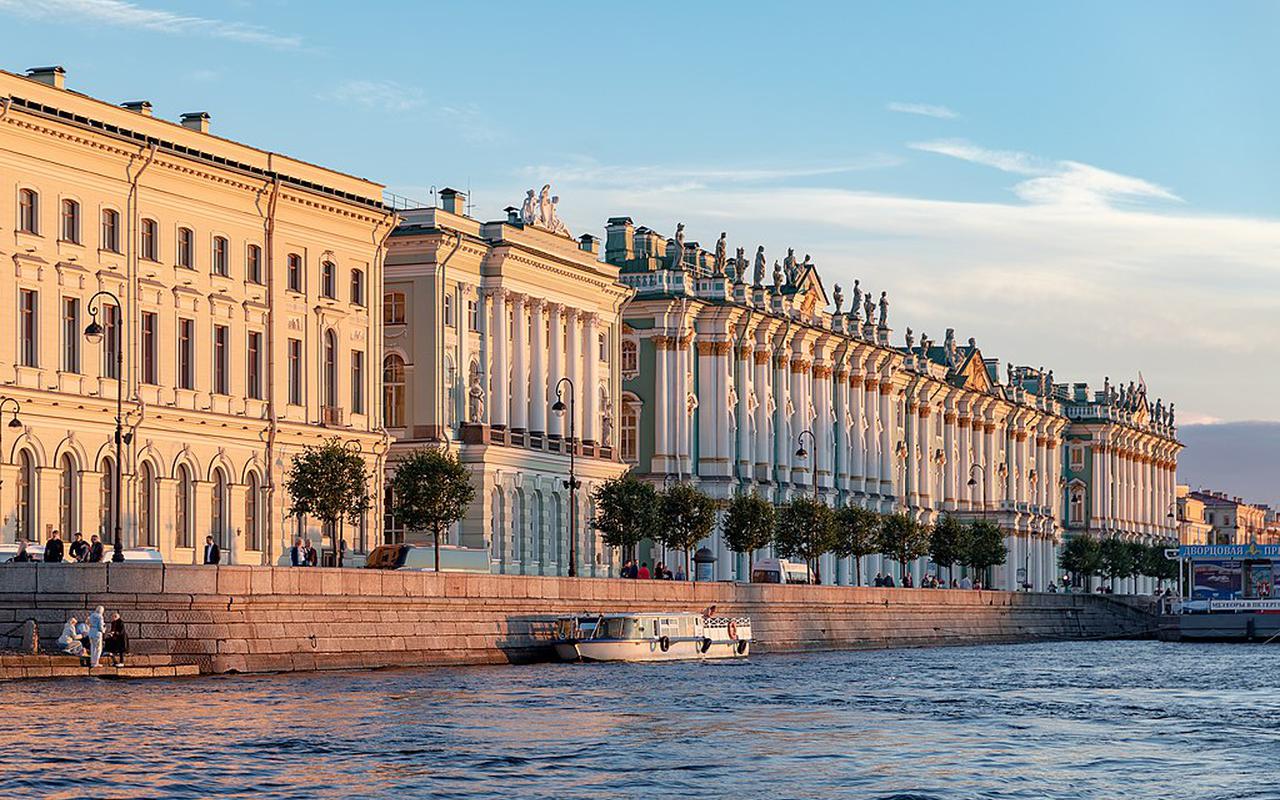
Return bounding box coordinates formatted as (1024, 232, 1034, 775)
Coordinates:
(57, 617, 84, 656)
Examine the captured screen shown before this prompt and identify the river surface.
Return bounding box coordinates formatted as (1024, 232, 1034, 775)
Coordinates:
(0, 640, 1275, 799)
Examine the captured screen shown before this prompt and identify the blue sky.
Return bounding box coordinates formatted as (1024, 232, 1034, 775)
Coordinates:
(3, 0, 1278, 425)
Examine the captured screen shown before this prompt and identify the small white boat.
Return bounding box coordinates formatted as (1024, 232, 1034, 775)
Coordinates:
(553, 611, 752, 662)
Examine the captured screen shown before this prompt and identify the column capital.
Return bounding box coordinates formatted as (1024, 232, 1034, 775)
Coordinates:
(563, 307, 580, 321)
(510, 292, 527, 308)
(581, 311, 600, 326)
(526, 297, 547, 312)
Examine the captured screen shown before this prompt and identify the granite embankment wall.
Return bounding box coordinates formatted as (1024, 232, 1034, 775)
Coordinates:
(0, 564, 1159, 675)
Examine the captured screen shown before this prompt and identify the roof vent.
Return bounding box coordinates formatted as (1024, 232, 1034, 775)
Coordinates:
(121, 100, 153, 117)
(26, 66, 66, 90)
(438, 187, 465, 215)
(180, 111, 211, 133)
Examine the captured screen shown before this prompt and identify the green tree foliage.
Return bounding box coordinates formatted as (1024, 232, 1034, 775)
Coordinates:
(1099, 537, 1137, 587)
(1140, 543, 1179, 586)
(775, 496, 837, 583)
(285, 437, 372, 565)
(876, 512, 932, 581)
(961, 520, 1009, 579)
(928, 514, 967, 582)
(591, 474, 662, 560)
(1058, 534, 1103, 587)
(388, 448, 476, 571)
(721, 492, 776, 561)
(658, 483, 720, 576)
(833, 504, 882, 586)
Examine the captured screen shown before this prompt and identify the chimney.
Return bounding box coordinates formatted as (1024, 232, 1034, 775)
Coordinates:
(27, 66, 66, 90)
(605, 216, 635, 263)
(121, 100, 153, 117)
(180, 112, 211, 133)
(504, 206, 520, 224)
(578, 233, 599, 255)
(438, 187, 465, 215)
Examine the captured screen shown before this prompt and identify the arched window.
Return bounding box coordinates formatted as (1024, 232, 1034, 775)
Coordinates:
(621, 340, 638, 374)
(177, 227, 194, 268)
(60, 199, 80, 243)
(350, 268, 365, 306)
(15, 450, 34, 541)
(246, 244, 262, 284)
(138, 462, 155, 547)
(1069, 485, 1085, 526)
(58, 453, 77, 538)
(621, 402, 639, 464)
(383, 354, 405, 427)
(211, 468, 227, 549)
(321, 261, 336, 299)
(176, 465, 192, 548)
(101, 209, 120, 252)
(323, 329, 338, 410)
(287, 253, 303, 292)
(99, 457, 115, 538)
(212, 235, 229, 276)
(245, 472, 261, 551)
(383, 291, 405, 325)
(140, 218, 159, 261)
(18, 188, 38, 234)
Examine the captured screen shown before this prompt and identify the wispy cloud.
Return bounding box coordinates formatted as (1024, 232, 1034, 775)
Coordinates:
(519, 155, 903, 192)
(0, 0, 301, 49)
(910, 138, 1181, 207)
(440, 102, 503, 144)
(320, 79, 425, 112)
(888, 101, 959, 119)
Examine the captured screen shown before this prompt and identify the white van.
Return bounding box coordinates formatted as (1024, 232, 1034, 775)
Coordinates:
(750, 558, 813, 584)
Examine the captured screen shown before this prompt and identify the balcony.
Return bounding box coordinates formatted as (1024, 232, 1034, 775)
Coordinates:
(321, 405, 344, 427)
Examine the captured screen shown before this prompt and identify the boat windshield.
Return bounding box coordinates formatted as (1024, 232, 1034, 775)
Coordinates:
(601, 618, 626, 639)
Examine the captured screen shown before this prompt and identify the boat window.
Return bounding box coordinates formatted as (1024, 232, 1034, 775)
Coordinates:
(605, 618, 625, 639)
(752, 569, 781, 584)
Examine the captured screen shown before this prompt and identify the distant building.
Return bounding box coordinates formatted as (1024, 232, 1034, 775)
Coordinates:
(1175, 485, 1213, 545)
(1188, 489, 1269, 545)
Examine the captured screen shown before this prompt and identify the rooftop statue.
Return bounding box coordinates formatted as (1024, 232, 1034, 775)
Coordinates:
(1169, 402, 1176, 425)
(519, 184, 570, 237)
(833, 284, 844, 313)
(1007, 362, 1016, 386)
(905, 327, 915, 350)
(772, 260, 784, 287)
(850, 279, 862, 318)
(520, 189, 537, 226)
(877, 291, 889, 327)
(944, 328, 958, 366)
(783, 248, 798, 285)
(920, 334, 931, 355)
(753, 246, 766, 287)
(968, 336, 976, 348)
(668, 223, 686, 270)
(863, 293, 875, 326)
(713, 232, 727, 276)
(733, 246, 746, 285)
(801, 254, 813, 274)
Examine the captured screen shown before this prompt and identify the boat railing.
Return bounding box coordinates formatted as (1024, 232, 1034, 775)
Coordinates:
(702, 616, 751, 629)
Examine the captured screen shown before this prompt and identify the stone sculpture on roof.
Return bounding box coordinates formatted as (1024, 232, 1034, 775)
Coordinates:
(667, 223, 685, 270)
(753, 246, 766, 287)
(519, 184, 570, 237)
(713, 232, 727, 276)
(783, 248, 798, 285)
(850, 279, 862, 319)
(905, 328, 915, 351)
(833, 284, 844, 313)
(772, 260, 784, 287)
(877, 291, 889, 327)
(863, 293, 875, 326)
(734, 246, 746, 284)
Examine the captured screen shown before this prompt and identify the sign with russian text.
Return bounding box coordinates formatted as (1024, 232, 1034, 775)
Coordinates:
(1208, 599, 1280, 612)
(1179, 544, 1280, 559)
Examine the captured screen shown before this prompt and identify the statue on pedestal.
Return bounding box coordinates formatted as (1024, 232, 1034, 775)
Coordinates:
(713, 232, 727, 276)
(877, 291, 889, 327)
(752, 246, 766, 287)
(905, 327, 915, 351)
(667, 223, 685, 271)
(772, 260, 784, 287)
(734, 247, 746, 285)
(783, 248, 798, 284)
(468, 367, 485, 423)
(833, 284, 844, 313)
(850, 279, 862, 318)
(863, 293, 875, 327)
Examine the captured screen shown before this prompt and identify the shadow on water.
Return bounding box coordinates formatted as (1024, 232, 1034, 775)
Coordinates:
(0, 640, 1275, 800)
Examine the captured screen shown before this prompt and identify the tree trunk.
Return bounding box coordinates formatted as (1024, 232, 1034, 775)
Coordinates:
(434, 527, 441, 572)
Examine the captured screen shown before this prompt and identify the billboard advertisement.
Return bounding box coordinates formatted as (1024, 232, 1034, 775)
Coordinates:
(1192, 560, 1242, 600)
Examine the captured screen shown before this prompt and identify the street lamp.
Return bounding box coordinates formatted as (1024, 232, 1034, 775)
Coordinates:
(0, 397, 23, 488)
(795, 429, 818, 584)
(551, 377, 579, 578)
(966, 463, 987, 522)
(85, 290, 129, 563)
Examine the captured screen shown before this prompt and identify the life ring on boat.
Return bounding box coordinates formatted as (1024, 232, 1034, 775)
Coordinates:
(700, 637, 712, 653)
(727, 621, 738, 641)
(736, 639, 748, 655)
(659, 636, 671, 652)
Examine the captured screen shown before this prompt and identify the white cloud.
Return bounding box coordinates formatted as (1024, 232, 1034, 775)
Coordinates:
(518, 155, 903, 192)
(910, 138, 1181, 208)
(321, 80, 425, 113)
(0, 0, 301, 48)
(888, 101, 959, 119)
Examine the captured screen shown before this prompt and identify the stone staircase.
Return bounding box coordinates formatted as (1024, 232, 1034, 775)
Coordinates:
(0, 652, 200, 681)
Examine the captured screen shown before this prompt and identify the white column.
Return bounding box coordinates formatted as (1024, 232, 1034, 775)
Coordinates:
(849, 371, 865, 495)
(529, 300, 546, 435)
(736, 344, 752, 481)
(564, 309, 581, 440)
(653, 335, 670, 468)
(833, 365, 849, 496)
(878, 379, 894, 501)
(583, 313, 600, 444)
(773, 352, 789, 487)
(959, 412, 972, 509)
(547, 304, 564, 438)
(510, 294, 528, 432)
(490, 289, 509, 429)
(753, 349, 770, 482)
(789, 356, 807, 492)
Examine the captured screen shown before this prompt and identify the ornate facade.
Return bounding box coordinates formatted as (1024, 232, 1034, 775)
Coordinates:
(609, 218, 1181, 589)
(382, 190, 630, 576)
(0, 67, 392, 563)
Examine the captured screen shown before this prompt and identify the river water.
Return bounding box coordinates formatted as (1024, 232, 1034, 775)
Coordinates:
(0, 640, 1275, 799)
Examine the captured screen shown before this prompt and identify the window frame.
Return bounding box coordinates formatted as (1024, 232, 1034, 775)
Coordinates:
(177, 226, 195, 269)
(212, 235, 229, 277)
(140, 218, 159, 261)
(18, 188, 39, 235)
(213, 324, 230, 394)
(246, 244, 263, 284)
(60, 198, 81, 244)
(177, 317, 195, 390)
(101, 208, 121, 253)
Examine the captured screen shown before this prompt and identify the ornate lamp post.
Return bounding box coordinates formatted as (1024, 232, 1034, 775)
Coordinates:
(795, 429, 818, 584)
(0, 397, 23, 487)
(551, 377, 579, 577)
(966, 463, 987, 522)
(84, 290, 128, 562)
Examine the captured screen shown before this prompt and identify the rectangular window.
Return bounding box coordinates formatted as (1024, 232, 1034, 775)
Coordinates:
(101, 210, 120, 253)
(60, 199, 80, 244)
(213, 237, 229, 277)
(62, 297, 80, 373)
(246, 245, 262, 284)
(467, 300, 478, 331)
(247, 331, 262, 400)
(177, 228, 194, 269)
(1070, 446, 1085, 470)
(288, 254, 303, 292)
(19, 290, 38, 367)
(213, 325, 229, 394)
(444, 294, 456, 327)
(18, 189, 38, 234)
(288, 338, 303, 405)
(141, 312, 157, 384)
(177, 318, 195, 390)
(102, 303, 120, 380)
(351, 350, 365, 415)
(599, 333, 607, 361)
(350, 269, 365, 306)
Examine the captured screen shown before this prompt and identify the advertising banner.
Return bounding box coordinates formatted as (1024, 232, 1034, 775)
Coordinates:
(1180, 544, 1280, 559)
(1192, 560, 1242, 601)
(1208, 599, 1280, 612)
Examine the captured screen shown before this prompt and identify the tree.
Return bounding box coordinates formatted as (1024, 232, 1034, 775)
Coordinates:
(928, 514, 967, 583)
(833, 504, 881, 586)
(775, 495, 836, 583)
(591, 474, 662, 561)
(1059, 534, 1102, 588)
(876, 512, 931, 583)
(658, 483, 720, 577)
(1099, 537, 1136, 590)
(284, 437, 372, 566)
(722, 492, 776, 572)
(961, 520, 1008, 585)
(388, 448, 476, 572)
(1144, 543, 1178, 588)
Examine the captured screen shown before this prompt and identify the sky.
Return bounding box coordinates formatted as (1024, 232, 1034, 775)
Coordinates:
(2, 1, 1278, 431)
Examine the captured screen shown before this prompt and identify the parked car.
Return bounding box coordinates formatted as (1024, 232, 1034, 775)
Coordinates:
(750, 558, 813, 584)
(0, 542, 44, 562)
(364, 543, 491, 573)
